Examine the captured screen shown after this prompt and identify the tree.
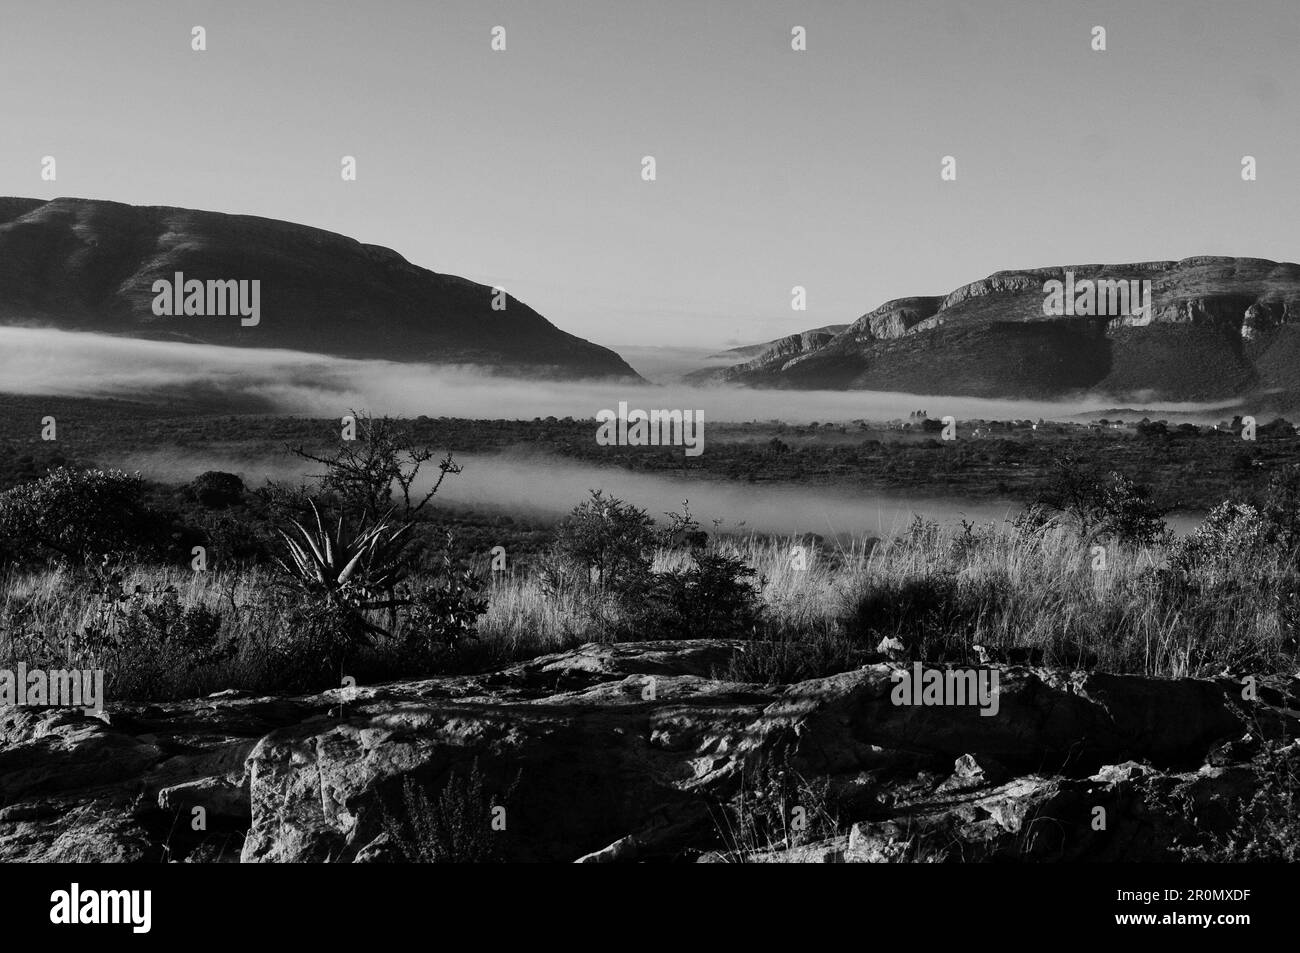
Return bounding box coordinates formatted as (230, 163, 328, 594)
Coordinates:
(1037, 455, 1107, 539)
(1037, 455, 1171, 545)
(1097, 472, 1173, 546)
(290, 410, 460, 522)
(551, 490, 656, 591)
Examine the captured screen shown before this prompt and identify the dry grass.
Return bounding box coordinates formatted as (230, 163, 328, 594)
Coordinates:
(2, 515, 1296, 702)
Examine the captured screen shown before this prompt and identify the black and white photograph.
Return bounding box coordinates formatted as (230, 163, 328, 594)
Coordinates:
(0, 0, 1292, 935)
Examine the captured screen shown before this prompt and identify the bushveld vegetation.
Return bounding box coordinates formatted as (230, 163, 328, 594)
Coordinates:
(3, 393, 1299, 510)
(0, 410, 1298, 707)
(3, 410, 1300, 862)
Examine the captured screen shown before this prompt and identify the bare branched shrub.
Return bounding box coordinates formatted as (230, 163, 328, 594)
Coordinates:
(290, 410, 460, 522)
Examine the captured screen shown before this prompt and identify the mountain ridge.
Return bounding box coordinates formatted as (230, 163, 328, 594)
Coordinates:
(0, 196, 641, 381)
(703, 257, 1300, 401)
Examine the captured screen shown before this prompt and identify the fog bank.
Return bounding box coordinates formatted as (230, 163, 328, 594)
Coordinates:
(0, 327, 1242, 425)
(116, 448, 1202, 538)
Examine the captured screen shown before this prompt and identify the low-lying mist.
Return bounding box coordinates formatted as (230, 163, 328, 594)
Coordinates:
(0, 326, 1242, 425)
(115, 447, 1203, 539)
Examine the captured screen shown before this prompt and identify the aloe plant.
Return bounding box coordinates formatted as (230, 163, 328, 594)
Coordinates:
(274, 501, 412, 640)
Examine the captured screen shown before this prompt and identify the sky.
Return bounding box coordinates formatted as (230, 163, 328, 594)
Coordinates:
(0, 0, 1294, 352)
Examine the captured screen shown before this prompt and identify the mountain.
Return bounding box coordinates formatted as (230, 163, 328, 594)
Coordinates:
(706, 324, 849, 362)
(709, 258, 1300, 401)
(686, 324, 849, 384)
(0, 197, 641, 380)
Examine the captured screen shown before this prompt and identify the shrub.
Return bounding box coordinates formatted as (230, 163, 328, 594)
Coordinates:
(949, 518, 993, 561)
(193, 508, 271, 567)
(189, 471, 245, 509)
(1180, 743, 1300, 862)
(1097, 472, 1173, 546)
(902, 515, 941, 549)
(397, 534, 489, 655)
(640, 549, 763, 640)
(1168, 502, 1268, 576)
(273, 505, 490, 678)
(658, 499, 709, 550)
(0, 468, 160, 564)
(74, 564, 237, 700)
(271, 597, 376, 687)
(380, 760, 517, 863)
(535, 549, 587, 603)
(550, 490, 655, 594)
(1009, 503, 1058, 541)
(273, 503, 413, 665)
(848, 570, 978, 660)
(1038, 457, 1171, 545)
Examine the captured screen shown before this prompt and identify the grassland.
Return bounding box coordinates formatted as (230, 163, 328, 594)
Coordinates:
(2, 516, 1294, 703)
(2, 393, 1297, 706)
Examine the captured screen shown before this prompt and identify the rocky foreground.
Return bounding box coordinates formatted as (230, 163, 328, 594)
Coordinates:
(1, 640, 1297, 863)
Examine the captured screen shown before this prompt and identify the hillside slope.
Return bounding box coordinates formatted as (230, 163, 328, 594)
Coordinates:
(0, 197, 640, 380)
(715, 258, 1300, 400)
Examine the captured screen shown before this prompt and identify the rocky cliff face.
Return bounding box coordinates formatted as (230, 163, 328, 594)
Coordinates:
(688, 325, 848, 383)
(715, 257, 1300, 400)
(827, 296, 945, 345)
(1, 639, 1294, 863)
(732, 328, 843, 374)
(0, 197, 641, 381)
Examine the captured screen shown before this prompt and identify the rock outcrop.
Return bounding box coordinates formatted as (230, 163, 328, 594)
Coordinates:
(1, 639, 1295, 863)
(688, 325, 848, 383)
(726, 328, 844, 376)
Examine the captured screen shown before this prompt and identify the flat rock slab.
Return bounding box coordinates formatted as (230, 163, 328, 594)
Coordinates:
(0, 639, 1295, 862)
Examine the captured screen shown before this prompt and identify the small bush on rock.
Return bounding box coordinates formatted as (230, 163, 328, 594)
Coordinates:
(380, 760, 517, 863)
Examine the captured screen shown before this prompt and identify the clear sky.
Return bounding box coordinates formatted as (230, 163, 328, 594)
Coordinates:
(1, 0, 1294, 350)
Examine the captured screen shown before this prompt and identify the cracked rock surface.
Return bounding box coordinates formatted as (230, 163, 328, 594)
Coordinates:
(1, 639, 1295, 862)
